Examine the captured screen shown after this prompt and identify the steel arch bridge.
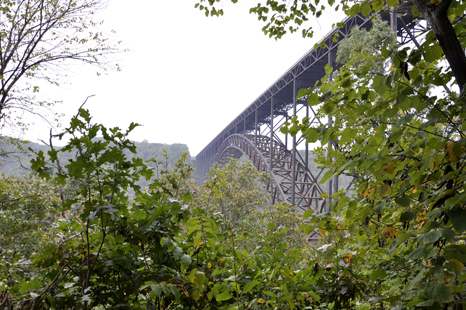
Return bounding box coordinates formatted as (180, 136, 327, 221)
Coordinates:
(196, 5, 426, 214)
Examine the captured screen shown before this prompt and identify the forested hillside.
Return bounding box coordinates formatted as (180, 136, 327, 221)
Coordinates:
(0, 137, 195, 178)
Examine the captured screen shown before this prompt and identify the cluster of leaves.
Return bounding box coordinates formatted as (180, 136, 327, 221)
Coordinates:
(0, 174, 61, 295)
(282, 10, 466, 309)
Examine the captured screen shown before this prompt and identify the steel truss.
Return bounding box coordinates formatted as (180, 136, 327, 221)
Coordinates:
(196, 4, 425, 214)
(215, 134, 325, 213)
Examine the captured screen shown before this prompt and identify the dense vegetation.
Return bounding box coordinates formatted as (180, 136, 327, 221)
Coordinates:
(1, 0, 466, 307)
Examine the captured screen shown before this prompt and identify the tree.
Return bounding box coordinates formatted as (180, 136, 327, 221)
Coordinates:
(335, 15, 395, 77)
(194, 0, 466, 92)
(0, 174, 61, 294)
(192, 158, 309, 254)
(0, 0, 122, 130)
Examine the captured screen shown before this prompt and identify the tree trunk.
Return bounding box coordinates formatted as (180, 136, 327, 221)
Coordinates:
(412, 0, 466, 93)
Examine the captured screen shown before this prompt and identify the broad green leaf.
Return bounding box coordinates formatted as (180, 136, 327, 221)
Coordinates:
(396, 232, 411, 247)
(406, 247, 427, 260)
(372, 75, 388, 96)
(395, 196, 411, 208)
(371, 270, 387, 280)
(423, 283, 453, 303)
(173, 246, 183, 259)
(242, 280, 260, 294)
(399, 211, 415, 222)
(216, 292, 233, 302)
(263, 291, 277, 298)
(447, 207, 466, 233)
(444, 245, 466, 263)
(169, 285, 181, 302)
(361, 2, 371, 16)
(418, 230, 442, 246)
(409, 269, 426, 290)
(180, 254, 192, 268)
(193, 232, 202, 247)
(151, 284, 162, 297)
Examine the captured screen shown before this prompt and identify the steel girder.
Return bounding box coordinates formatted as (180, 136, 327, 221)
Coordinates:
(214, 134, 326, 213)
(196, 4, 425, 214)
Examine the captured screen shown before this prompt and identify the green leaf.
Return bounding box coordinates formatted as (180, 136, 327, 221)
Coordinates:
(309, 291, 321, 301)
(193, 232, 202, 247)
(180, 254, 192, 268)
(406, 247, 427, 260)
(216, 292, 233, 302)
(173, 245, 183, 259)
(169, 285, 181, 302)
(372, 76, 388, 96)
(325, 64, 333, 75)
(424, 283, 453, 303)
(151, 284, 162, 297)
(440, 228, 456, 241)
(447, 207, 466, 233)
(444, 245, 466, 263)
(187, 224, 202, 236)
(418, 230, 442, 246)
(263, 291, 277, 298)
(242, 280, 260, 294)
(396, 232, 411, 247)
(361, 2, 371, 16)
(371, 270, 387, 280)
(457, 273, 466, 281)
(409, 269, 426, 290)
(400, 211, 415, 222)
(297, 88, 308, 99)
(395, 114, 413, 127)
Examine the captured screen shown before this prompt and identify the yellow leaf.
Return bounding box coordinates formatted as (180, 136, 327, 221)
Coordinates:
(257, 298, 266, 304)
(208, 262, 212, 269)
(369, 187, 378, 200)
(381, 226, 398, 239)
(416, 210, 426, 228)
(343, 253, 354, 264)
(445, 142, 463, 162)
(449, 259, 464, 272)
(218, 258, 225, 267)
(380, 162, 395, 174)
(361, 188, 369, 198)
(182, 285, 189, 297)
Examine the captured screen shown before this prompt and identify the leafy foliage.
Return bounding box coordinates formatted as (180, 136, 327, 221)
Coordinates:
(0, 174, 61, 294)
(336, 16, 396, 76)
(282, 10, 466, 307)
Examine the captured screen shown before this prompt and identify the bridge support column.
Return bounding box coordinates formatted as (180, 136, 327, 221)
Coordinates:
(254, 110, 258, 165)
(291, 80, 297, 207)
(270, 97, 275, 174)
(390, 6, 397, 34)
(305, 102, 309, 171)
(327, 50, 338, 212)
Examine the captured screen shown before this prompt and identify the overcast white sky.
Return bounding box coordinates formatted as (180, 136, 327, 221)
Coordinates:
(21, 0, 342, 156)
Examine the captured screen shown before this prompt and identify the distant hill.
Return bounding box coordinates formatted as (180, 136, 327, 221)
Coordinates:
(0, 137, 195, 180)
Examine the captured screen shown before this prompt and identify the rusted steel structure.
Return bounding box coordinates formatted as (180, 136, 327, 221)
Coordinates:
(196, 6, 426, 215)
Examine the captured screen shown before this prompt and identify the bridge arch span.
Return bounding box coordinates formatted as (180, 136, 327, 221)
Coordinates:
(214, 134, 325, 213)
